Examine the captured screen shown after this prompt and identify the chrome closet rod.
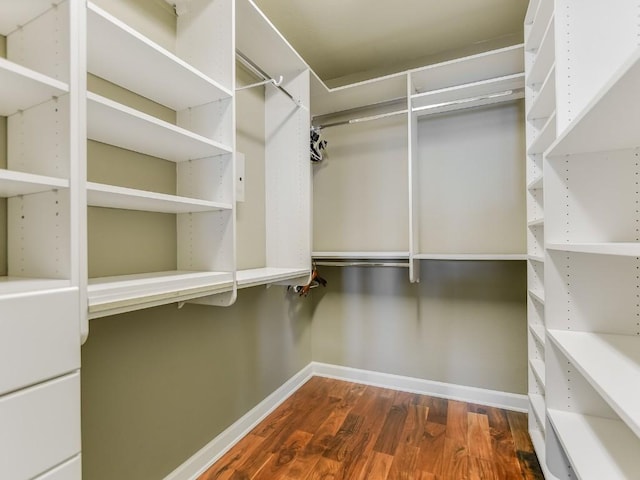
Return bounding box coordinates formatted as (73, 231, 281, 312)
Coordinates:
(313, 109, 408, 130)
(235, 50, 301, 107)
(315, 261, 410, 268)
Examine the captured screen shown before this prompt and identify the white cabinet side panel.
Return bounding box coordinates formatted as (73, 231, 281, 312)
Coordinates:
(177, 210, 234, 272)
(177, 153, 233, 204)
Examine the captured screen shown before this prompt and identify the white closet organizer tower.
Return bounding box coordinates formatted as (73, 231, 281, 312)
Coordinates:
(526, 0, 640, 478)
(85, 0, 236, 317)
(235, 0, 311, 290)
(0, 2, 82, 479)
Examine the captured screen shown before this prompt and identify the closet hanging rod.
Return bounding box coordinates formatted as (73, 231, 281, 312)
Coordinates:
(315, 261, 410, 268)
(235, 50, 301, 107)
(314, 109, 408, 130)
(236, 75, 283, 91)
(412, 88, 523, 114)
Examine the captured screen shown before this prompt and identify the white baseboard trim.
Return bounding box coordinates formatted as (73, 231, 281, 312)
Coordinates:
(165, 361, 527, 480)
(311, 362, 528, 412)
(163, 363, 314, 480)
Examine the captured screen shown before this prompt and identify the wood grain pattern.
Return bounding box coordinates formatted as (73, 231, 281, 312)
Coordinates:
(199, 377, 543, 480)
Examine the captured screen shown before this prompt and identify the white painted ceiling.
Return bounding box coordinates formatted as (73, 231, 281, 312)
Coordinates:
(253, 0, 527, 86)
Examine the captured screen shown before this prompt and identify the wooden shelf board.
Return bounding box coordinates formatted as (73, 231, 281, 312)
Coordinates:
(312, 251, 410, 260)
(87, 93, 231, 162)
(236, 267, 310, 290)
(528, 288, 545, 305)
(527, 175, 543, 190)
(527, 112, 556, 155)
(413, 253, 527, 261)
(547, 242, 640, 257)
(548, 49, 640, 156)
(0, 277, 71, 297)
(529, 323, 546, 347)
(527, 66, 556, 121)
(548, 330, 640, 438)
(87, 2, 231, 111)
(0, 170, 68, 197)
(87, 182, 231, 214)
(529, 393, 546, 432)
(547, 409, 640, 480)
(530, 358, 546, 390)
(88, 270, 234, 319)
(0, 57, 69, 116)
(0, 0, 64, 36)
(527, 16, 555, 87)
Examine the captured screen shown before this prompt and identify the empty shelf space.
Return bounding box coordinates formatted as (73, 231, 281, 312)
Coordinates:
(0, 170, 68, 197)
(87, 2, 231, 111)
(313, 251, 410, 260)
(547, 409, 640, 480)
(527, 254, 544, 263)
(547, 242, 640, 257)
(527, 15, 555, 87)
(0, 277, 71, 297)
(411, 73, 524, 115)
(413, 253, 527, 260)
(529, 323, 546, 347)
(548, 49, 640, 156)
(527, 217, 544, 227)
(236, 267, 311, 290)
(527, 66, 556, 121)
(88, 270, 234, 319)
(87, 93, 232, 161)
(0, 57, 69, 116)
(0, 1, 64, 36)
(525, 1, 553, 52)
(528, 288, 545, 304)
(527, 174, 543, 190)
(529, 393, 546, 432)
(526, 112, 556, 155)
(548, 330, 640, 438)
(529, 358, 546, 389)
(87, 182, 231, 214)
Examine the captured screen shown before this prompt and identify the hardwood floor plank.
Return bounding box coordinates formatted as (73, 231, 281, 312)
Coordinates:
(467, 412, 492, 460)
(469, 456, 497, 480)
(414, 421, 446, 474)
(400, 403, 429, 447)
(418, 395, 448, 425)
(253, 430, 314, 480)
(507, 410, 544, 480)
(387, 443, 419, 480)
(302, 457, 341, 480)
(355, 452, 393, 480)
(435, 436, 469, 479)
(446, 400, 469, 442)
(373, 391, 412, 455)
(484, 407, 523, 479)
(199, 434, 264, 480)
(323, 413, 364, 462)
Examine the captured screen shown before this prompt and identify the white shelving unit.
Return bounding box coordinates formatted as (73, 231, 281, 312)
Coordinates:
(0, 0, 82, 478)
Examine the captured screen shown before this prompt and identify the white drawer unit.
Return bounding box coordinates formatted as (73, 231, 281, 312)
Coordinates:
(0, 373, 81, 480)
(0, 288, 80, 396)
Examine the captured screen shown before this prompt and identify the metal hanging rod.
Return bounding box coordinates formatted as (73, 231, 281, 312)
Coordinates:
(236, 75, 283, 91)
(315, 261, 410, 268)
(314, 108, 408, 130)
(235, 50, 301, 107)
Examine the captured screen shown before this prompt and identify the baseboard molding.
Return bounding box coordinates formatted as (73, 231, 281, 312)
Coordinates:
(311, 362, 528, 412)
(165, 361, 527, 479)
(163, 363, 314, 480)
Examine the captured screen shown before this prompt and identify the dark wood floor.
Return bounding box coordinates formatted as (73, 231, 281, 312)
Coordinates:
(199, 376, 544, 480)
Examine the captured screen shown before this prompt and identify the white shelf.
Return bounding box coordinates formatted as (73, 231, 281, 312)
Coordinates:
(87, 182, 231, 214)
(529, 393, 546, 432)
(548, 48, 640, 157)
(527, 112, 556, 155)
(313, 251, 410, 259)
(0, 170, 68, 198)
(527, 65, 556, 121)
(528, 254, 544, 263)
(547, 409, 640, 480)
(528, 218, 544, 227)
(236, 267, 310, 290)
(547, 242, 640, 257)
(528, 288, 545, 305)
(548, 330, 640, 438)
(524, 0, 541, 26)
(530, 358, 546, 390)
(88, 271, 234, 319)
(87, 2, 231, 111)
(411, 73, 524, 116)
(527, 15, 555, 87)
(530, 323, 546, 347)
(0, 277, 71, 297)
(87, 93, 232, 161)
(0, 57, 69, 116)
(527, 175, 543, 190)
(525, 0, 553, 52)
(0, 1, 64, 36)
(412, 253, 527, 260)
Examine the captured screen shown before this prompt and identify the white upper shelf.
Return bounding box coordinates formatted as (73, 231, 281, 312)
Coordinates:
(548, 48, 640, 156)
(88, 270, 234, 319)
(527, 65, 555, 121)
(547, 242, 640, 257)
(87, 182, 232, 214)
(527, 175, 543, 190)
(0, 277, 70, 297)
(528, 288, 545, 305)
(0, 58, 69, 116)
(411, 73, 524, 116)
(527, 112, 556, 155)
(0, 170, 68, 198)
(0, 0, 63, 36)
(530, 358, 546, 389)
(549, 330, 640, 439)
(236, 267, 310, 290)
(530, 323, 545, 347)
(87, 2, 231, 111)
(527, 16, 555, 88)
(525, 3, 553, 53)
(87, 93, 231, 161)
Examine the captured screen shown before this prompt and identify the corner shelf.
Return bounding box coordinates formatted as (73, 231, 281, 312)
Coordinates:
(87, 182, 231, 214)
(547, 409, 640, 480)
(527, 218, 544, 227)
(525, 0, 553, 52)
(87, 93, 232, 161)
(528, 254, 544, 262)
(236, 268, 310, 290)
(87, 2, 231, 110)
(548, 330, 640, 438)
(528, 288, 545, 305)
(0, 57, 69, 116)
(527, 15, 555, 87)
(547, 242, 640, 257)
(527, 65, 555, 121)
(527, 175, 543, 190)
(0, 170, 69, 197)
(529, 393, 546, 432)
(526, 112, 556, 155)
(529, 358, 546, 390)
(87, 271, 234, 319)
(529, 323, 546, 347)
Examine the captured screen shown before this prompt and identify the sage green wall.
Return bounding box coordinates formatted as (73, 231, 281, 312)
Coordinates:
(310, 261, 528, 394)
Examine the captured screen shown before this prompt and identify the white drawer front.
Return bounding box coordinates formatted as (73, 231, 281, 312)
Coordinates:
(0, 288, 80, 395)
(35, 455, 81, 480)
(0, 373, 81, 480)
